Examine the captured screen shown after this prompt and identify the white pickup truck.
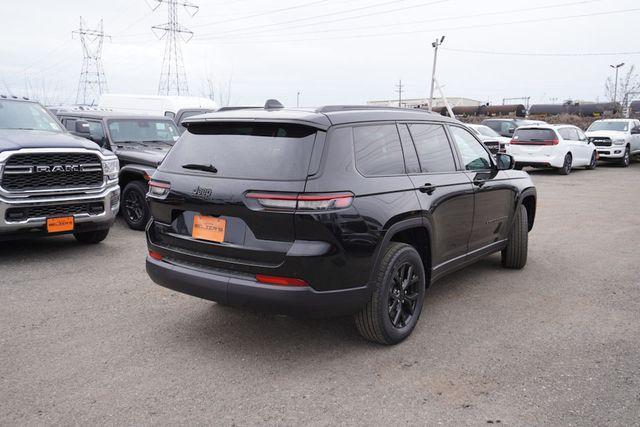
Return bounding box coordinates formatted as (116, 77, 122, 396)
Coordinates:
(585, 119, 640, 167)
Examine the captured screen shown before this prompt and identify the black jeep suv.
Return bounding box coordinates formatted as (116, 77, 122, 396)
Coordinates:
(55, 110, 180, 230)
(145, 103, 537, 344)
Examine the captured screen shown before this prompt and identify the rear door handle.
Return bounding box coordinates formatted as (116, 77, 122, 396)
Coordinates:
(418, 183, 436, 194)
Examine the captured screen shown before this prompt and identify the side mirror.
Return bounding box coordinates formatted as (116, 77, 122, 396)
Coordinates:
(631, 127, 640, 135)
(496, 153, 515, 170)
(507, 127, 516, 135)
(73, 120, 90, 136)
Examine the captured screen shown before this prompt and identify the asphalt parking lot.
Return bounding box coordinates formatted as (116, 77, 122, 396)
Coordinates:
(1, 162, 639, 425)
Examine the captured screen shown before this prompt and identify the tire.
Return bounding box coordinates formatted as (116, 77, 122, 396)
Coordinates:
(586, 151, 597, 170)
(501, 204, 528, 269)
(355, 242, 426, 345)
(73, 229, 110, 244)
(620, 146, 630, 167)
(558, 153, 572, 175)
(122, 181, 150, 230)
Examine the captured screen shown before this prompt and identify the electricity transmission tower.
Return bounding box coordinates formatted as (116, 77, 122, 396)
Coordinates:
(395, 79, 404, 107)
(73, 17, 110, 105)
(150, 0, 199, 96)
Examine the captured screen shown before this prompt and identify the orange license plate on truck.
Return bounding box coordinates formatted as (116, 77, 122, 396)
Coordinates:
(192, 215, 226, 242)
(47, 217, 74, 233)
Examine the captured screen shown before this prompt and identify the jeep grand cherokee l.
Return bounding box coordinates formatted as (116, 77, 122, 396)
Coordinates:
(0, 96, 119, 243)
(145, 103, 537, 345)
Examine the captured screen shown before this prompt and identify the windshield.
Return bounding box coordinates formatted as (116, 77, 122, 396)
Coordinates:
(107, 119, 180, 143)
(476, 125, 501, 138)
(161, 122, 317, 180)
(587, 121, 629, 132)
(0, 100, 64, 132)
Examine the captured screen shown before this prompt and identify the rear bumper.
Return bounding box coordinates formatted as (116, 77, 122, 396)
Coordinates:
(146, 256, 370, 317)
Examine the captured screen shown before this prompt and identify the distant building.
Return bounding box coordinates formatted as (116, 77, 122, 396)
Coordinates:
(367, 97, 482, 109)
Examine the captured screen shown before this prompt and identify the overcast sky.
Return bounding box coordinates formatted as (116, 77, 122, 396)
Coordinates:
(1, 0, 639, 107)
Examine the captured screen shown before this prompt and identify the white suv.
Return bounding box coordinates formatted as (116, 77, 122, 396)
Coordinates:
(507, 125, 597, 175)
(585, 119, 640, 167)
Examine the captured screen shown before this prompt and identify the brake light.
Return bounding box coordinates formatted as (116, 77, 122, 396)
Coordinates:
(148, 180, 170, 198)
(148, 250, 163, 260)
(510, 139, 558, 145)
(245, 192, 354, 211)
(256, 274, 308, 287)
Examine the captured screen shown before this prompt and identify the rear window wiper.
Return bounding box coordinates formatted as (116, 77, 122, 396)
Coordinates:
(182, 163, 218, 173)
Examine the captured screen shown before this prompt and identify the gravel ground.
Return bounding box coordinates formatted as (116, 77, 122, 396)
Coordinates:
(1, 162, 639, 426)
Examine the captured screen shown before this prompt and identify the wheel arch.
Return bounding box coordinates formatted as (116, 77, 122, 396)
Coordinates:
(519, 187, 536, 231)
(368, 218, 433, 289)
(119, 165, 154, 188)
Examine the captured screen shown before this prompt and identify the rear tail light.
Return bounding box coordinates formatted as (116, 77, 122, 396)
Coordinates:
(256, 274, 308, 287)
(148, 250, 163, 260)
(245, 191, 354, 212)
(148, 180, 171, 198)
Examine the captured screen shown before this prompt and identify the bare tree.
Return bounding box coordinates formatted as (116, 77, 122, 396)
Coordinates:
(216, 74, 233, 108)
(605, 65, 640, 108)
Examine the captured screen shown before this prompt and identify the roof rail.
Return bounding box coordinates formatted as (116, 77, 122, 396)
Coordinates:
(316, 105, 437, 114)
(217, 106, 262, 112)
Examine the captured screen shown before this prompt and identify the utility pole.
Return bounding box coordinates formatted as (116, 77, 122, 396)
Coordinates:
(150, 0, 199, 96)
(73, 17, 110, 106)
(610, 62, 625, 104)
(395, 79, 404, 107)
(429, 35, 445, 111)
(297, 91, 301, 107)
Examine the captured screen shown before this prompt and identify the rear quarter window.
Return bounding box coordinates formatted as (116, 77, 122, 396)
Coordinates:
(160, 122, 318, 181)
(353, 124, 405, 176)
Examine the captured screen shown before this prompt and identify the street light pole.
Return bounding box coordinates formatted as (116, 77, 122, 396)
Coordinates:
(429, 35, 445, 111)
(610, 62, 625, 104)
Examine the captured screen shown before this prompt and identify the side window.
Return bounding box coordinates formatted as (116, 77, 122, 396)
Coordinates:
(558, 128, 572, 140)
(353, 124, 405, 176)
(408, 123, 456, 173)
(397, 124, 420, 174)
(62, 118, 76, 131)
(87, 121, 106, 144)
(576, 128, 587, 141)
(449, 126, 492, 171)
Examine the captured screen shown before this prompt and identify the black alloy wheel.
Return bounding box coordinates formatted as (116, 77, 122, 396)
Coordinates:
(388, 262, 421, 329)
(586, 152, 597, 170)
(621, 147, 631, 167)
(558, 153, 572, 175)
(122, 181, 150, 230)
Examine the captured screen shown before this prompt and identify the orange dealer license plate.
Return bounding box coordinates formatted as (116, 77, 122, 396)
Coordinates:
(192, 215, 226, 243)
(47, 217, 74, 233)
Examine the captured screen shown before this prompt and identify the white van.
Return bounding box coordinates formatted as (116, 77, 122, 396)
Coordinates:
(98, 94, 218, 133)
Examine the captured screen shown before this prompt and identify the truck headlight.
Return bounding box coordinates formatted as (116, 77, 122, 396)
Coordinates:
(613, 138, 626, 145)
(102, 157, 119, 180)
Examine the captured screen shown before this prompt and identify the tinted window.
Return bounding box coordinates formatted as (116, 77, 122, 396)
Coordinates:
(62, 118, 76, 131)
(161, 122, 317, 180)
(87, 120, 106, 144)
(449, 126, 492, 171)
(353, 124, 405, 176)
(397, 124, 420, 174)
(408, 123, 456, 173)
(558, 128, 573, 140)
(512, 128, 557, 142)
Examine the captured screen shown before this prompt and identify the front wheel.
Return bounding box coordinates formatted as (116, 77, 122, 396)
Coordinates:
(74, 229, 110, 244)
(620, 146, 630, 167)
(355, 242, 426, 345)
(502, 204, 528, 269)
(558, 153, 572, 175)
(122, 181, 150, 230)
(586, 151, 597, 170)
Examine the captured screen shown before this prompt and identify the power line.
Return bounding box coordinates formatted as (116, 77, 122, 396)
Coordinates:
(151, 0, 199, 96)
(199, 0, 599, 40)
(442, 47, 640, 57)
(73, 17, 110, 106)
(194, 6, 640, 45)
(191, 0, 330, 27)
(197, 0, 444, 37)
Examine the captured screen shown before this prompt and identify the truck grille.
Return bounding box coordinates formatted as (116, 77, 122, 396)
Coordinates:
(589, 137, 612, 147)
(1, 152, 103, 191)
(5, 201, 105, 222)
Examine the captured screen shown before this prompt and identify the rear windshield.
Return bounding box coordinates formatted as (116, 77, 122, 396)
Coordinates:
(160, 122, 317, 180)
(512, 128, 556, 142)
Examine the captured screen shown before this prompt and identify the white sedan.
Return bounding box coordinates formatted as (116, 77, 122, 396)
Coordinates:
(466, 124, 511, 154)
(507, 124, 597, 175)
